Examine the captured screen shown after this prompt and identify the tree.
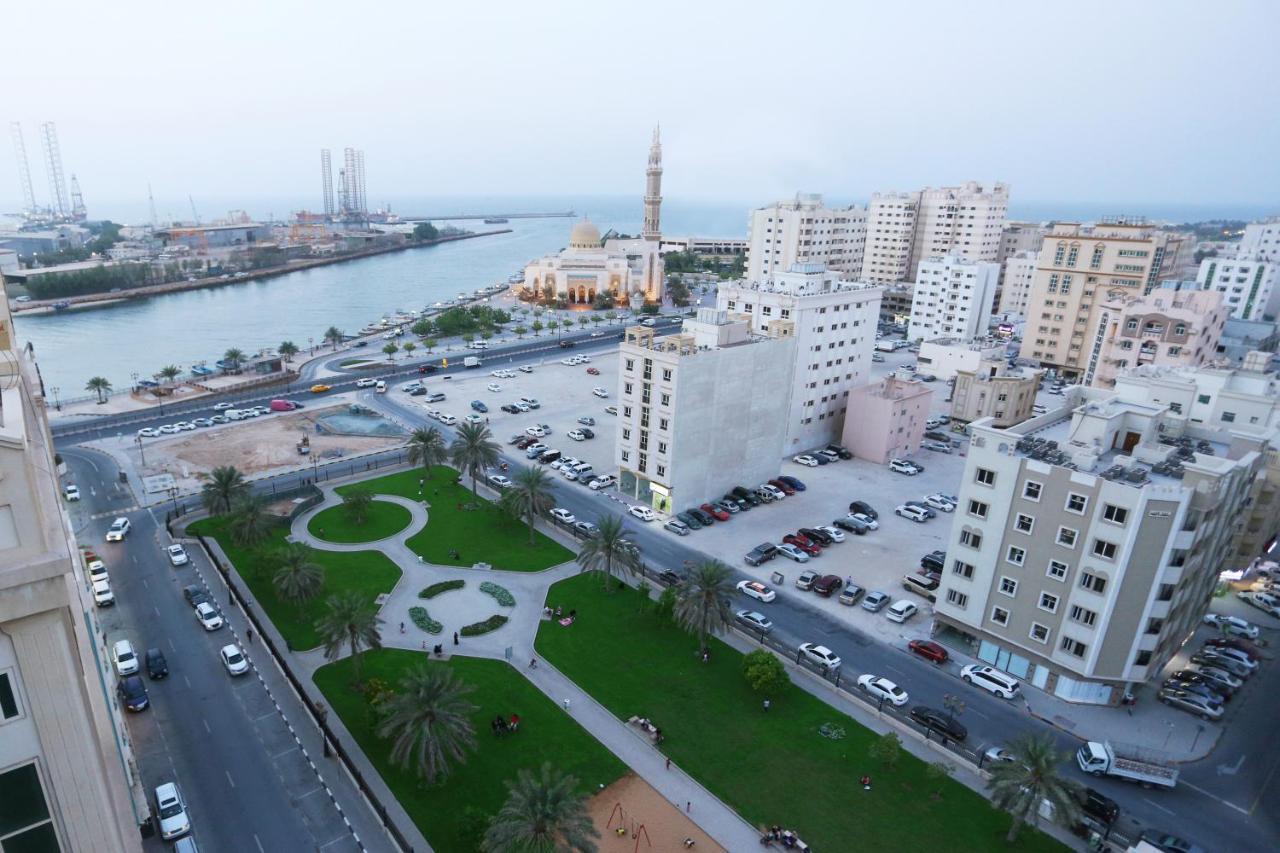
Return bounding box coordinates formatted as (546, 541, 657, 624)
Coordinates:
(869, 731, 902, 769)
(158, 364, 181, 386)
(987, 734, 1082, 843)
(590, 315, 604, 328)
(575, 514, 639, 591)
(578, 316, 590, 329)
(407, 426, 447, 474)
(402, 341, 417, 358)
(85, 376, 112, 403)
(412, 319, 434, 338)
(674, 560, 734, 655)
(342, 488, 374, 525)
(926, 761, 954, 798)
(461, 333, 475, 345)
(413, 222, 440, 241)
(317, 589, 383, 684)
(423, 338, 439, 354)
(223, 348, 245, 371)
(273, 542, 325, 609)
(324, 326, 344, 350)
(513, 326, 528, 339)
(593, 292, 614, 310)
(278, 341, 299, 362)
(482, 762, 599, 853)
(449, 422, 500, 495)
(227, 493, 273, 547)
(375, 664, 477, 785)
(531, 321, 543, 337)
(202, 465, 247, 514)
(382, 342, 399, 360)
(545, 319, 559, 334)
(500, 466, 555, 544)
(667, 275, 691, 307)
(742, 649, 789, 695)
(480, 330, 493, 342)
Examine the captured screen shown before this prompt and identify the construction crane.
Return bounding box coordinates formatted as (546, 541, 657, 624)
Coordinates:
(69, 174, 87, 221)
(9, 122, 38, 214)
(188, 194, 200, 225)
(39, 122, 71, 217)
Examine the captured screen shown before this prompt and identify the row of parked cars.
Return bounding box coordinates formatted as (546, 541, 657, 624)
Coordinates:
(1158, 618, 1267, 721)
(666, 478, 808, 536)
(791, 443, 854, 467)
(136, 403, 293, 437)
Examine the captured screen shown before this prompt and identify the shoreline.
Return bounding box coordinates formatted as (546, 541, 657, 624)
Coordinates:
(11, 229, 512, 315)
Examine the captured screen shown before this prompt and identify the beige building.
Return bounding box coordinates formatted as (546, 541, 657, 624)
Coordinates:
(0, 302, 145, 851)
(998, 251, 1038, 316)
(1090, 283, 1228, 388)
(997, 221, 1047, 267)
(1019, 219, 1186, 379)
(951, 361, 1043, 427)
(841, 376, 932, 464)
(743, 193, 866, 281)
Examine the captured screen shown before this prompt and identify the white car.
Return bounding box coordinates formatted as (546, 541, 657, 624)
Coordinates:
(525, 425, 547, 437)
(550, 456, 577, 470)
(1238, 591, 1280, 617)
(793, 454, 820, 467)
(885, 600, 918, 623)
(592, 387, 609, 398)
(438, 414, 457, 425)
(92, 579, 115, 607)
(64, 483, 81, 501)
(629, 505, 656, 522)
(895, 505, 929, 523)
(848, 512, 878, 530)
(798, 643, 841, 669)
(424, 408, 442, 420)
(213, 402, 235, 411)
(550, 508, 576, 524)
(889, 459, 920, 475)
(567, 429, 587, 441)
(464, 413, 484, 425)
(487, 382, 502, 392)
(137, 427, 160, 437)
(1202, 613, 1259, 639)
(816, 525, 845, 543)
(737, 580, 777, 603)
(195, 601, 224, 631)
(158, 424, 181, 435)
(735, 610, 774, 633)
(487, 474, 513, 489)
(105, 517, 131, 541)
(87, 559, 109, 584)
(922, 441, 952, 453)
(605, 405, 618, 415)
(175, 421, 196, 430)
(155, 782, 191, 841)
(356, 377, 378, 388)
(514, 401, 531, 412)
(588, 475, 616, 490)
(924, 494, 955, 512)
(401, 381, 422, 392)
(220, 643, 250, 676)
(777, 543, 810, 563)
(560, 357, 577, 366)
(113, 639, 139, 676)
(167, 544, 189, 566)
(857, 674, 908, 706)
(518, 365, 533, 374)
(960, 664, 1022, 699)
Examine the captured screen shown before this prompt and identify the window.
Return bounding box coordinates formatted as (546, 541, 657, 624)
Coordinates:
(1065, 493, 1088, 514)
(1047, 560, 1068, 581)
(1007, 546, 1026, 566)
(0, 671, 20, 721)
(660, 393, 670, 406)
(1197, 394, 1210, 404)
(656, 465, 666, 477)
(946, 589, 968, 608)
(1056, 527, 1078, 548)
(1039, 592, 1059, 613)
(1091, 539, 1117, 560)
(624, 382, 633, 395)
(1222, 411, 1236, 423)
(952, 560, 975, 579)
(1023, 481, 1042, 501)
(1069, 604, 1098, 626)
(1029, 623, 1050, 643)
(621, 428, 631, 440)
(1080, 572, 1107, 594)
(999, 576, 1018, 596)
(991, 606, 1010, 626)
(624, 359, 635, 372)
(662, 368, 672, 382)
(1060, 636, 1087, 657)
(1103, 504, 1128, 524)
(975, 467, 995, 486)
(1015, 514, 1034, 533)
(0, 762, 58, 851)
(959, 529, 983, 549)
(968, 499, 989, 519)
(658, 418, 669, 431)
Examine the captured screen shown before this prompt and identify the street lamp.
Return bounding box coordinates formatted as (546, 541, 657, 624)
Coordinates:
(167, 486, 180, 514)
(130, 372, 139, 393)
(135, 434, 146, 467)
(51, 386, 60, 411)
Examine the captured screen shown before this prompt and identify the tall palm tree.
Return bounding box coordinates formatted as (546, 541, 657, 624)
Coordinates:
(374, 664, 477, 785)
(500, 466, 555, 544)
(576, 514, 638, 591)
(482, 762, 599, 853)
(273, 542, 325, 608)
(278, 341, 299, 362)
(223, 348, 245, 371)
(227, 493, 273, 547)
(407, 426, 447, 475)
(987, 733, 1083, 843)
(202, 465, 246, 514)
(449, 422, 500, 496)
(85, 376, 112, 403)
(324, 326, 344, 350)
(674, 560, 734, 655)
(317, 590, 383, 683)
(158, 364, 181, 387)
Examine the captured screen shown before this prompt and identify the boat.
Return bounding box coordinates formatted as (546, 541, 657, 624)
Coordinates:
(190, 365, 215, 377)
(484, 217, 509, 224)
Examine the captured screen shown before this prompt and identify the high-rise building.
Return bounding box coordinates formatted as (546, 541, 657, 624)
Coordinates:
(907, 255, 1000, 342)
(1089, 282, 1228, 389)
(320, 149, 334, 217)
(1195, 256, 1280, 321)
(999, 251, 1038, 316)
(744, 194, 866, 282)
(0, 301, 146, 851)
(1238, 216, 1280, 264)
(997, 221, 1048, 267)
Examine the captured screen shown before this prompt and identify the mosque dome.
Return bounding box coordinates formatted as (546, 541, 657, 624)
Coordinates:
(569, 219, 602, 250)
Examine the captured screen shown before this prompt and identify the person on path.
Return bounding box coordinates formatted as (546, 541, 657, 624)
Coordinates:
(665, 757, 671, 770)
(453, 631, 459, 646)
(685, 801, 691, 813)
(861, 774, 871, 791)
(246, 627, 254, 644)
(563, 698, 571, 711)
(529, 657, 538, 669)
(763, 699, 771, 712)
(399, 622, 405, 634)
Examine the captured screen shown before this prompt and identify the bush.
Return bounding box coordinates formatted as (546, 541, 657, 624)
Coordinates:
(420, 580, 465, 599)
(479, 581, 515, 607)
(460, 615, 508, 637)
(409, 606, 443, 634)
(655, 586, 678, 621)
(742, 649, 790, 695)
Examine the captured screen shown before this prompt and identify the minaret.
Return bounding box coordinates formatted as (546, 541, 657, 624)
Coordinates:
(643, 125, 662, 242)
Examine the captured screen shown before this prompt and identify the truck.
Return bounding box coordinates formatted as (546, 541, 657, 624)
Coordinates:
(875, 340, 897, 353)
(1075, 741, 1178, 789)
(463, 356, 482, 368)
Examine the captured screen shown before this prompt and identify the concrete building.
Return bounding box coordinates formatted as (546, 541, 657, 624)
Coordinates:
(744, 194, 866, 281)
(154, 223, 264, 250)
(1238, 216, 1280, 264)
(718, 265, 883, 452)
(907, 255, 1000, 342)
(934, 384, 1278, 704)
(1216, 317, 1280, 365)
(0, 301, 145, 851)
(841, 376, 932, 464)
(997, 221, 1047, 267)
(879, 286, 914, 324)
(951, 361, 1043, 427)
(1019, 219, 1187, 380)
(614, 312, 796, 512)
(916, 337, 1006, 381)
(1195, 256, 1280, 321)
(0, 248, 18, 276)
(0, 226, 86, 259)
(660, 236, 747, 262)
(999, 251, 1038, 316)
(1089, 283, 1228, 389)
(522, 219, 663, 307)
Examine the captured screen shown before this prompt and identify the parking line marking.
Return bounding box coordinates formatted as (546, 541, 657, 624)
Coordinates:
(1142, 797, 1174, 816)
(183, 675, 191, 688)
(1178, 779, 1251, 815)
(254, 834, 264, 853)
(225, 770, 236, 788)
(202, 719, 211, 734)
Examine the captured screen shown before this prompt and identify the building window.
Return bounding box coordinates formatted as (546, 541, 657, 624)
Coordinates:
(1080, 571, 1107, 594)
(622, 428, 631, 440)
(968, 499, 989, 519)
(946, 589, 968, 608)
(1015, 514, 1034, 534)
(1023, 481, 1042, 501)
(623, 406, 632, 418)
(991, 606, 1010, 626)
(1222, 411, 1236, 423)
(1029, 623, 1050, 644)
(1038, 592, 1059, 613)
(625, 359, 635, 372)
(1091, 539, 1117, 560)
(952, 560, 975, 579)
(1102, 504, 1128, 525)
(975, 467, 996, 486)
(656, 465, 666, 477)
(660, 393, 670, 406)
(659, 418, 669, 431)
(1006, 546, 1026, 566)
(959, 529, 982, 549)
(1069, 604, 1097, 626)
(657, 441, 667, 454)
(1065, 493, 1088, 514)
(1134, 650, 1152, 667)
(1197, 394, 1210, 404)
(620, 450, 629, 462)
(1047, 560, 1068, 581)
(0, 763, 58, 850)
(1056, 527, 1078, 549)
(1060, 636, 1087, 657)
(999, 576, 1018, 596)
(662, 368, 672, 382)
(0, 671, 21, 721)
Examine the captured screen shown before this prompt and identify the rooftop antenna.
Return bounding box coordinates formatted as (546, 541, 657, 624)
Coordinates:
(9, 123, 38, 214)
(148, 184, 159, 227)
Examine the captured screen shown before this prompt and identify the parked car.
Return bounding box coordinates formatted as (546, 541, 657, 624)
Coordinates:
(113, 639, 139, 676)
(64, 483, 81, 501)
(783, 534, 821, 556)
(923, 494, 955, 512)
(737, 580, 777, 603)
(885, 600, 918, 623)
(832, 516, 869, 535)
(1237, 591, 1280, 617)
(92, 579, 115, 606)
(628, 505, 656, 522)
(118, 674, 150, 712)
(155, 782, 191, 840)
(793, 454, 819, 467)
(920, 550, 946, 573)
(182, 584, 211, 609)
(1185, 666, 1243, 693)
(1201, 636, 1261, 661)
(145, 648, 169, 680)
(848, 512, 878, 530)
(550, 508, 575, 524)
(1137, 831, 1206, 853)
(777, 475, 807, 492)
(922, 441, 951, 453)
(895, 504, 930, 523)
(663, 519, 690, 536)
(588, 475, 617, 490)
(825, 444, 853, 460)
(909, 706, 967, 742)
(1158, 688, 1224, 721)
(700, 503, 730, 522)
(220, 643, 250, 676)
(1198, 644, 1258, 671)
(1190, 652, 1253, 679)
(195, 602, 224, 631)
(744, 543, 779, 566)
(735, 610, 774, 634)
(862, 591, 890, 612)
(572, 521, 599, 538)
(812, 575, 842, 596)
(798, 643, 841, 669)
(795, 570, 819, 590)
(1081, 788, 1119, 826)
(757, 484, 786, 501)
(567, 429, 587, 441)
(961, 664, 1022, 699)
(848, 500, 878, 519)
(889, 459, 920, 475)
(908, 639, 949, 664)
(1202, 613, 1259, 639)
(838, 583, 865, 606)
(768, 478, 796, 496)
(857, 675, 908, 706)
(592, 387, 609, 398)
(1161, 678, 1226, 705)
(167, 544, 189, 566)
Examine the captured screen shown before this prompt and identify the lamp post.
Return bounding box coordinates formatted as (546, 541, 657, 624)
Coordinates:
(167, 486, 180, 515)
(130, 372, 139, 393)
(135, 434, 146, 467)
(51, 386, 60, 411)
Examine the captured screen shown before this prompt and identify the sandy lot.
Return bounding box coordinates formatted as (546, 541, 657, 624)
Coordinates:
(587, 773, 725, 853)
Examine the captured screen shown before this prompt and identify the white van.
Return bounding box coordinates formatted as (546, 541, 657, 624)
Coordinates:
(375, 380, 387, 393)
(470, 341, 489, 350)
(960, 664, 1021, 699)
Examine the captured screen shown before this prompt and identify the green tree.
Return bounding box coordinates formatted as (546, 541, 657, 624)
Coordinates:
(531, 321, 543, 337)
(481, 762, 599, 853)
(402, 341, 417, 358)
(590, 315, 604, 328)
(202, 465, 247, 514)
(85, 376, 112, 403)
(423, 338, 439, 354)
(375, 664, 478, 785)
(324, 326, 345, 350)
(317, 589, 384, 684)
(413, 222, 440, 241)
(412, 319, 434, 338)
(869, 731, 902, 769)
(742, 649, 789, 695)
(407, 426, 448, 475)
(158, 364, 181, 386)
(926, 761, 954, 798)
(227, 493, 273, 547)
(382, 342, 399, 360)
(674, 560, 734, 655)
(278, 341, 299, 362)
(272, 542, 325, 609)
(223, 348, 245, 370)
(449, 422, 500, 495)
(987, 734, 1082, 843)
(462, 333, 475, 345)
(480, 330, 493, 342)
(578, 316, 590, 329)
(499, 466, 555, 545)
(342, 488, 374, 525)
(513, 326, 528, 339)
(575, 514, 638, 591)
(545, 319, 559, 334)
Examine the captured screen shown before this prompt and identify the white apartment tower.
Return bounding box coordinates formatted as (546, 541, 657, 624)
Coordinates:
(907, 255, 1000, 342)
(1195, 256, 1280, 321)
(999, 251, 1038, 316)
(744, 194, 866, 281)
(1238, 217, 1280, 264)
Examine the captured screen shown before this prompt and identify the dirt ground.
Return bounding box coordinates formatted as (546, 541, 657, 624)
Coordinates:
(587, 774, 725, 853)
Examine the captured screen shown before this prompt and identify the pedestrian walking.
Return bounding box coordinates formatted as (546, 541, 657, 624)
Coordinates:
(563, 698, 571, 711)
(246, 627, 254, 644)
(665, 757, 671, 770)
(399, 621, 405, 634)
(861, 774, 871, 791)
(685, 801, 691, 813)
(529, 657, 538, 669)
(762, 699, 771, 712)
(453, 631, 459, 646)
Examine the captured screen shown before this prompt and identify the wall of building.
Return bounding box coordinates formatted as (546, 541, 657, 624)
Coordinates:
(916, 339, 1005, 381)
(842, 377, 931, 463)
(1090, 286, 1228, 388)
(744, 194, 866, 281)
(998, 251, 1037, 316)
(951, 364, 1042, 426)
(908, 256, 999, 342)
(1195, 257, 1279, 321)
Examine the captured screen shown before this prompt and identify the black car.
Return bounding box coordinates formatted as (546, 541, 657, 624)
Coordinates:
(470, 400, 488, 413)
(1081, 788, 1119, 825)
(657, 570, 683, 586)
(909, 706, 967, 742)
(409, 387, 427, 396)
(744, 543, 779, 566)
(921, 550, 946, 573)
(501, 404, 519, 414)
(145, 648, 169, 680)
(688, 507, 716, 526)
(675, 511, 703, 530)
(832, 517, 868, 534)
(117, 675, 150, 712)
(1162, 678, 1226, 704)
(825, 444, 854, 460)
(182, 584, 211, 608)
(418, 363, 439, 374)
(800, 527, 834, 545)
(849, 500, 878, 520)
(732, 486, 762, 506)
(579, 427, 595, 439)
(558, 340, 576, 348)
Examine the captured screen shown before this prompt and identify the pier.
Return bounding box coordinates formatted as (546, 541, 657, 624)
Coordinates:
(398, 210, 575, 222)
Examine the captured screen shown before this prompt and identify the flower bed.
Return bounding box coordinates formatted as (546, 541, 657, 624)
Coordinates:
(419, 580, 465, 599)
(479, 581, 516, 607)
(409, 606, 443, 634)
(460, 615, 508, 637)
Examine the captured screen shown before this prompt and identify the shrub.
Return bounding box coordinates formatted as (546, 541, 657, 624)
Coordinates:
(742, 649, 790, 695)
(409, 606, 443, 634)
(460, 615, 508, 637)
(479, 581, 515, 607)
(420, 580, 465, 599)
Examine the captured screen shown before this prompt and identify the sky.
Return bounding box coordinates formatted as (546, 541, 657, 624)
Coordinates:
(4, 0, 1279, 217)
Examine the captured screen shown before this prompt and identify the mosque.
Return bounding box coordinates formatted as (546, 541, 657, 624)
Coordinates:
(521, 128, 665, 308)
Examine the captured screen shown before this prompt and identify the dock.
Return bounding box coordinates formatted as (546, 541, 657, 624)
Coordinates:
(398, 210, 575, 222)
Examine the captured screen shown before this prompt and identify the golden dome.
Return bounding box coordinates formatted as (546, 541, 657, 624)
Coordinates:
(569, 219, 601, 250)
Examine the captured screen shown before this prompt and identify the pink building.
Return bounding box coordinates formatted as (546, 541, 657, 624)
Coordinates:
(842, 376, 933, 463)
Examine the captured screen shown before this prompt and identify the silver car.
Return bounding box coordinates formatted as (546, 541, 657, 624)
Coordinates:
(862, 591, 891, 612)
(735, 610, 774, 634)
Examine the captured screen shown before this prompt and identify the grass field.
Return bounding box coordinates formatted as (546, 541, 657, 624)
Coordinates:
(189, 516, 401, 650)
(313, 651, 627, 851)
(307, 499, 413, 543)
(534, 573, 1063, 853)
(339, 467, 574, 572)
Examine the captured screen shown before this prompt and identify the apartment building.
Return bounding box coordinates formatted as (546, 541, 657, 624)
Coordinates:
(916, 337, 1007, 382)
(999, 251, 1038, 316)
(1089, 283, 1228, 389)
(1195, 256, 1280, 321)
(1216, 317, 1280, 365)
(841, 376, 932, 464)
(951, 361, 1043, 427)
(1238, 216, 1280, 264)
(880, 285, 914, 323)
(1019, 219, 1186, 380)
(744, 193, 866, 281)
(997, 221, 1048, 267)
(0, 301, 145, 851)
(859, 182, 1009, 284)
(934, 386, 1277, 704)
(614, 312, 795, 512)
(907, 255, 1000, 342)
(718, 264, 883, 452)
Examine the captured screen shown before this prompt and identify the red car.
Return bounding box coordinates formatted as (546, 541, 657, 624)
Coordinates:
(768, 478, 797, 496)
(908, 639, 949, 664)
(586, 367, 600, 375)
(700, 502, 730, 522)
(783, 534, 821, 556)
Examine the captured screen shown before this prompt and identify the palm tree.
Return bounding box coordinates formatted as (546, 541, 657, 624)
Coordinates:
(987, 733, 1083, 843)
(85, 376, 112, 403)
(158, 364, 181, 387)
(449, 422, 500, 495)
(317, 589, 383, 683)
(324, 326, 344, 350)
(403, 341, 417, 358)
(674, 560, 734, 655)
(578, 316, 590, 329)
(576, 514, 638, 591)
(223, 348, 245, 371)
(482, 762, 599, 853)
(383, 342, 399, 360)
(278, 341, 300, 362)
(407, 426, 448, 475)
(202, 465, 247, 514)
(272, 542, 325, 608)
(342, 488, 373, 525)
(375, 664, 478, 785)
(500, 466, 554, 544)
(227, 493, 273, 547)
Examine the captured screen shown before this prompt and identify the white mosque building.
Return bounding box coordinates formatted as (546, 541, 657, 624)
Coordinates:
(522, 128, 665, 307)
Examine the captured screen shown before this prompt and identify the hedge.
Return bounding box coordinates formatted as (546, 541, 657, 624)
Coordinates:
(479, 581, 515, 607)
(409, 606, 443, 634)
(420, 580, 465, 599)
(460, 615, 508, 637)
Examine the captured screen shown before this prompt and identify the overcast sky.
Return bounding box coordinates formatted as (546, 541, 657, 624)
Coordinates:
(4, 0, 1278, 214)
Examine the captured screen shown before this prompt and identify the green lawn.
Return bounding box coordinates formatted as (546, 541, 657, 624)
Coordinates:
(313, 651, 627, 851)
(307, 500, 413, 544)
(338, 467, 574, 572)
(188, 516, 401, 651)
(535, 574, 1064, 853)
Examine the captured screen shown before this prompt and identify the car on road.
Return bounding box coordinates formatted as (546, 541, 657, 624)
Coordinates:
(64, 483, 81, 501)
(220, 644, 250, 676)
(735, 610, 774, 634)
(909, 706, 967, 742)
(577, 416, 596, 426)
(155, 782, 191, 840)
(118, 675, 150, 712)
(744, 543, 778, 566)
(1137, 831, 1207, 853)
(663, 519, 690, 536)
(605, 405, 618, 415)
(961, 664, 1022, 699)
(137, 427, 160, 438)
(105, 517, 131, 542)
(113, 639, 139, 676)
(737, 580, 777, 603)
(167, 544, 189, 566)
(182, 584, 211, 608)
(895, 504, 930, 523)
(861, 591, 890, 612)
(889, 459, 920, 475)
(588, 475, 616, 490)
(838, 583, 864, 605)
(798, 643, 841, 669)
(1158, 688, 1224, 720)
(922, 440, 951, 453)
(848, 512, 878, 530)
(92, 579, 115, 607)
(628, 505, 656, 522)
(886, 600, 918, 622)
(195, 601, 224, 631)
(213, 402, 234, 410)
(146, 648, 169, 680)
(923, 494, 955, 512)
(310, 384, 331, 393)
(984, 746, 1017, 765)
(908, 640, 949, 663)
(793, 454, 819, 467)
(356, 378, 378, 388)
(857, 675, 908, 706)
(487, 474, 513, 489)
